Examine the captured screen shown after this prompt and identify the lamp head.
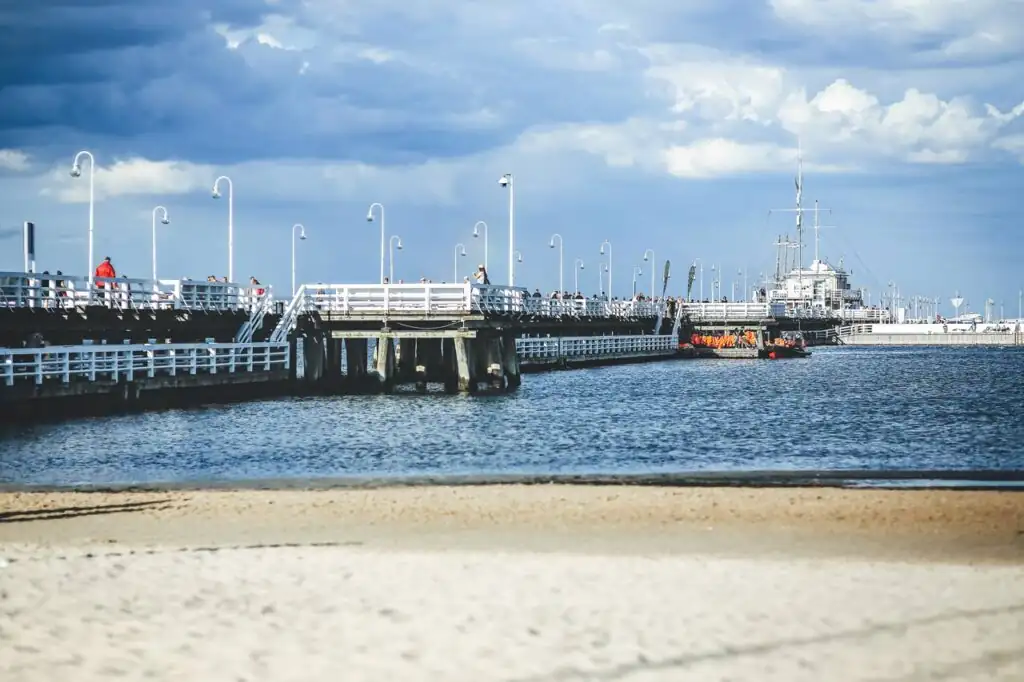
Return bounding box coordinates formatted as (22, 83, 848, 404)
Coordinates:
(366, 212, 374, 222)
(160, 217, 170, 226)
(643, 255, 649, 262)
(299, 233, 307, 241)
(579, 263, 585, 270)
(396, 240, 403, 250)
(548, 240, 555, 248)
(472, 226, 479, 237)
(517, 253, 523, 263)
(599, 246, 606, 255)
(211, 188, 221, 199)
(70, 164, 82, 178)
(498, 175, 509, 187)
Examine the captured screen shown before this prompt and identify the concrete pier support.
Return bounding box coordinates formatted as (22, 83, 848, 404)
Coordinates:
(344, 338, 368, 382)
(326, 338, 344, 378)
(480, 338, 505, 391)
(303, 332, 326, 383)
(396, 339, 417, 383)
(373, 336, 396, 391)
(453, 337, 477, 393)
(415, 339, 443, 392)
(501, 334, 521, 389)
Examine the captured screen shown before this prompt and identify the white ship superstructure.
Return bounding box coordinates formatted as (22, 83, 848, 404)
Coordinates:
(761, 149, 883, 322)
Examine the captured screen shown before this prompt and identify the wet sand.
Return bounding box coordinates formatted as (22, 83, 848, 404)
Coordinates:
(1, 485, 1023, 680)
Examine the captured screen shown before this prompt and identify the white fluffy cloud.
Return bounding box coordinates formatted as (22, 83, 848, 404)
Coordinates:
(0, 149, 29, 172)
(45, 159, 211, 203)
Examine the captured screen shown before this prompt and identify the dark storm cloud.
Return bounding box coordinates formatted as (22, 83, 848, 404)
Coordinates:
(0, 0, 651, 168)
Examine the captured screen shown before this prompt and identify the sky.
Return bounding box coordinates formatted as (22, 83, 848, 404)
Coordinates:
(0, 0, 1022, 314)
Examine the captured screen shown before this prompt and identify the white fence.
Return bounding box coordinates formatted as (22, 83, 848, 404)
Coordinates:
(1, 342, 289, 386)
(0, 271, 268, 312)
(680, 302, 771, 321)
(517, 335, 676, 361)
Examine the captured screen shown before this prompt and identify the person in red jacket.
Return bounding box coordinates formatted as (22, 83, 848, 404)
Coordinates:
(95, 256, 116, 281)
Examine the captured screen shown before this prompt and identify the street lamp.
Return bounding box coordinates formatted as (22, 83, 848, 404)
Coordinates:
(632, 265, 643, 298)
(574, 258, 584, 294)
(211, 175, 234, 282)
(693, 259, 703, 301)
(739, 268, 747, 302)
(150, 206, 169, 281)
(291, 223, 306, 296)
(472, 221, 488, 273)
(498, 173, 515, 286)
(514, 250, 523, 263)
(366, 202, 385, 284)
(454, 243, 467, 282)
(642, 248, 655, 296)
(600, 240, 612, 299)
(389, 235, 403, 282)
(70, 150, 95, 284)
(549, 233, 564, 294)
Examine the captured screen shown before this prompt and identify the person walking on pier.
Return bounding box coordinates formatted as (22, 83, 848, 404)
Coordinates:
(94, 256, 116, 306)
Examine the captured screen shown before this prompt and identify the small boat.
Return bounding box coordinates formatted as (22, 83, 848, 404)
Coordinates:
(760, 344, 811, 359)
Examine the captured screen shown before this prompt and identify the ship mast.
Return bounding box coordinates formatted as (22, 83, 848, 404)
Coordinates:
(796, 143, 803, 310)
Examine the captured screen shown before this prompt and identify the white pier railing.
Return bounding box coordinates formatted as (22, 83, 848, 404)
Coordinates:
(517, 335, 676, 361)
(271, 284, 664, 342)
(1, 342, 289, 386)
(0, 271, 268, 313)
(680, 302, 771, 321)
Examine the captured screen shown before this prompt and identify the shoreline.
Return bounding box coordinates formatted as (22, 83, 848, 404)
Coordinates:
(2, 484, 1022, 563)
(2, 468, 1023, 493)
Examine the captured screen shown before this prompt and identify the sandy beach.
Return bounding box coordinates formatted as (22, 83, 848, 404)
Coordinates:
(1, 485, 1023, 681)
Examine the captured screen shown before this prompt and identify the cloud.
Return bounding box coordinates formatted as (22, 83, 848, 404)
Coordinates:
(993, 135, 1024, 162)
(0, 149, 30, 172)
(769, 0, 1024, 60)
(45, 158, 211, 203)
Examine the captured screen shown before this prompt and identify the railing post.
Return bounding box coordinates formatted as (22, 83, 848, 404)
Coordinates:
(3, 352, 13, 387)
(209, 347, 217, 374)
(190, 347, 198, 375)
(248, 344, 254, 372)
(263, 344, 271, 371)
(33, 351, 43, 385)
(229, 346, 236, 373)
(169, 349, 176, 376)
(147, 349, 155, 378)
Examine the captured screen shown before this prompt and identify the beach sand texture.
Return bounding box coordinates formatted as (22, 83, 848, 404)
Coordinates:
(1, 485, 1023, 681)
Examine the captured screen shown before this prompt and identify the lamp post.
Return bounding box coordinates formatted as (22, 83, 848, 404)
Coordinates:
(211, 176, 234, 282)
(70, 151, 95, 284)
(291, 223, 306, 296)
(739, 268, 747, 302)
(389, 235, 403, 282)
(150, 206, 169, 281)
(600, 240, 612, 298)
(454, 243, 467, 282)
(632, 265, 642, 298)
(498, 173, 515, 286)
(642, 249, 655, 297)
(472, 221, 488, 273)
(549, 233, 564, 294)
(711, 264, 719, 300)
(693, 258, 703, 300)
(365, 202, 385, 284)
(574, 258, 584, 294)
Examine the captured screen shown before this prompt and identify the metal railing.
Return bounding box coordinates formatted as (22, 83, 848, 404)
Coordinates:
(269, 284, 665, 341)
(1, 342, 289, 386)
(680, 302, 771, 320)
(517, 335, 676, 361)
(0, 271, 268, 313)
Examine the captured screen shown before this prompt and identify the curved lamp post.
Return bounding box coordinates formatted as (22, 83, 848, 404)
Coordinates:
(291, 223, 306, 296)
(151, 205, 169, 281)
(599, 240, 612, 298)
(632, 265, 643, 298)
(642, 248, 655, 296)
(472, 220, 488, 273)
(211, 175, 234, 282)
(70, 150, 95, 284)
(389, 235, 403, 282)
(366, 202, 385, 284)
(498, 173, 514, 285)
(549, 233, 564, 295)
(454, 243, 467, 282)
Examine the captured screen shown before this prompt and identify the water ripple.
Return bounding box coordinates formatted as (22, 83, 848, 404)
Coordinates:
(1, 346, 1023, 486)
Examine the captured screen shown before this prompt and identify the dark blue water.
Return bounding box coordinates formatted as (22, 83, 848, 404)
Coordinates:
(1, 346, 1023, 487)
